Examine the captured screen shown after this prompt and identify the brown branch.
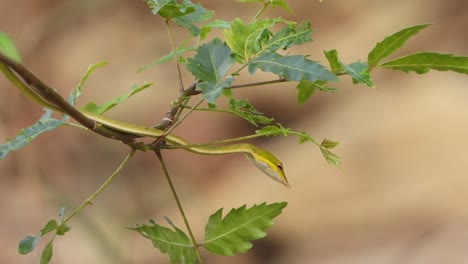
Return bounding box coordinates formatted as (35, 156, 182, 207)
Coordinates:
(228, 78, 288, 89)
(0, 53, 137, 143)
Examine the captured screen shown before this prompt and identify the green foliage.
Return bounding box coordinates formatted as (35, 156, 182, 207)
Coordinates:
(324, 49, 374, 87)
(0, 110, 64, 160)
(324, 49, 343, 74)
(40, 240, 54, 264)
(185, 38, 235, 102)
(18, 236, 41, 255)
(368, 24, 430, 68)
(204, 202, 287, 256)
(82, 82, 153, 115)
(227, 98, 274, 126)
(18, 208, 70, 264)
(340, 61, 374, 87)
(138, 46, 197, 72)
(129, 202, 286, 263)
(145, 0, 213, 36)
(69, 61, 153, 115)
(296, 80, 335, 104)
(68, 61, 108, 105)
(255, 123, 342, 167)
(224, 18, 276, 61)
(248, 52, 337, 82)
(224, 18, 311, 61)
(319, 139, 341, 167)
(128, 219, 196, 264)
(238, 0, 295, 14)
(379, 52, 468, 74)
(146, 0, 195, 19)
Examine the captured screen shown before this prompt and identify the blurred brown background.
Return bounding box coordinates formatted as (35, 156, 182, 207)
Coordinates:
(1, 0, 467, 263)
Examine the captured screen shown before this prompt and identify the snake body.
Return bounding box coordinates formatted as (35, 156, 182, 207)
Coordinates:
(83, 111, 290, 188)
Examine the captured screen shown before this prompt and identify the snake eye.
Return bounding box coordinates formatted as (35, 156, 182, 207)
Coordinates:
(276, 163, 283, 170)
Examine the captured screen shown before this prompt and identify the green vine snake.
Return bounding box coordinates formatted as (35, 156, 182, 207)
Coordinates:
(82, 110, 289, 188)
(0, 55, 289, 188)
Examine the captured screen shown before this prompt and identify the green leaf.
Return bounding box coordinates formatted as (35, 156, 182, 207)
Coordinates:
(368, 24, 430, 68)
(185, 38, 234, 82)
(255, 124, 290, 136)
(197, 76, 234, 103)
(203, 19, 230, 30)
(138, 47, 197, 72)
(128, 221, 195, 264)
(56, 224, 71, 236)
(298, 132, 310, 144)
(248, 52, 337, 82)
(224, 18, 276, 60)
(296, 80, 335, 104)
(263, 21, 312, 52)
(185, 38, 235, 103)
(228, 98, 274, 126)
(145, 0, 213, 35)
(40, 220, 58, 236)
(145, 0, 195, 18)
(200, 19, 230, 41)
(172, 0, 214, 36)
(17, 208, 69, 260)
(296, 133, 341, 167)
(40, 240, 54, 264)
(18, 235, 41, 254)
(0, 110, 64, 160)
(320, 147, 341, 167)
(340, 61, 374, 87)
(271, 0, 295, 14)
(145, 0, 171, 14)
(296, 80, 318, 104)
(255, 125, 341, 167)
(296, 80, 323, 104)
(82, 82, 152, 115)
(204, 202, 287, 256)
(378, 52, 468, 74)
(0, 32, 21, 62)
(321, 139, 339, 149)
(323, 49, 343, 74)
(238, 0, 295, 13)
(68, 61, 107, 105)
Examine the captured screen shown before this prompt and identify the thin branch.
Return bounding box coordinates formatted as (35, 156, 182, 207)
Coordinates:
(0, 53, 137, 143)
(228, 78, 287, 89)
(61, 149, 136, 225)
(250, 1, 270, 23)
(154, 148, 204, 264)
(151, 97, 204, 149)
(153, 80, 200, 130)
(165, 19, 185, 94)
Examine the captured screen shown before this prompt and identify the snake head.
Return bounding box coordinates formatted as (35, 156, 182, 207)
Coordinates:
(247, 146, 290, 188)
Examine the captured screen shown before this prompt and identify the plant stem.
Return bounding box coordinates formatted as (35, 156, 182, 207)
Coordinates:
(0, 54, 137, 142)
(229, 78, 287, 89)
(61, 149, 136, 225)
(152, 97, 205, 147)
(154, 149, 204, 264)
(165, 19, 185, 93)
(251, 1, 270, 23)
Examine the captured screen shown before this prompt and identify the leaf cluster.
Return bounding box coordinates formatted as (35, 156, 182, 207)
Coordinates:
(129, 202, 287, 263)
(18, 208, 70, 264)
